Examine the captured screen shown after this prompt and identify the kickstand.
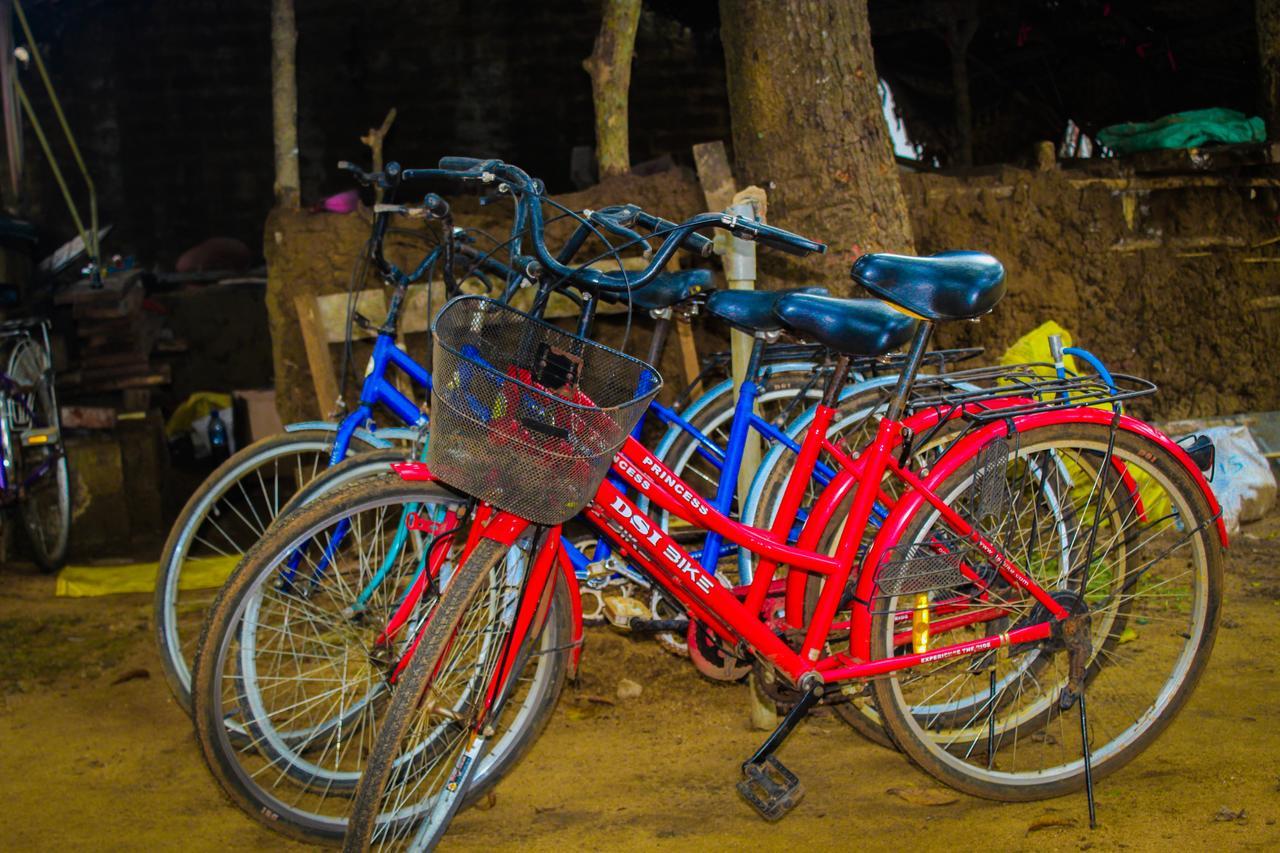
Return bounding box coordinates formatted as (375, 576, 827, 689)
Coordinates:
(1079, 690, 1098, 829)
(1059, 610, 1098, 830)
(986, 667, 996, 770)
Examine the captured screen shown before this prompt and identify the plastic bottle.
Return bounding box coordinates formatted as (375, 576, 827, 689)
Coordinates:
(207, 409, 229, 461)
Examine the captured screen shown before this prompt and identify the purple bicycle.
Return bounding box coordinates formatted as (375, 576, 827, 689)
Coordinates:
(0, 317, 70, 571)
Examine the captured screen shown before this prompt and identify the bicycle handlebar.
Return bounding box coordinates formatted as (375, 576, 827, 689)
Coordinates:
(594, 204, 714, 258)
(437, 156, 490, 172)
(390, 156, 826, 293)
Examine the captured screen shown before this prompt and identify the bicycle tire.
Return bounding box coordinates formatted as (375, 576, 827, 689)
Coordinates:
(345, 535, 568, 852)
(7, 334, 71, 571)
(155, 429, 382, 717)
(869, 422, 1222, 801)
(192, 478, 568, 843)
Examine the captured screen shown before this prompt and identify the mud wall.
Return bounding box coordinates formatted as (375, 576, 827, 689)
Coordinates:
(906, 168, 1280, 421)
(265, 166, 1280, 424)
(265, 169, 707, 422)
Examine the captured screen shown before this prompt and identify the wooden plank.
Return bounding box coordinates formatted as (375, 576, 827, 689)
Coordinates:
(73, 283, 143, 320)
(60, 406, 117, 430)
(77, 374, 169, 393)
(295, 295, 342, 417)
(70, 366, 170, 393)
(310, 277, 630, 346)
(1109, 235, 1249, 253)
(692, 141, 737, 211)
(121, 388, 151, 411)
(674, 321, 700, 389)
(76, 361, 165, 381)
(79, 351, 150, 369)
(54, 269, 142, 306)
(1069, 175, 1280, 192)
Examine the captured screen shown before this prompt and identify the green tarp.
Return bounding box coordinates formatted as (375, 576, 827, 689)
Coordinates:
(1096, 108, 1266, 155)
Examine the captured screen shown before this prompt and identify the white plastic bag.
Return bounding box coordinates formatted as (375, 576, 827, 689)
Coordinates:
(1197, 425, 1277, 535)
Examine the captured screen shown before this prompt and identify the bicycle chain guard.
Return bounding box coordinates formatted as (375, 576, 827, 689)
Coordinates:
(688, 619, 751, 682)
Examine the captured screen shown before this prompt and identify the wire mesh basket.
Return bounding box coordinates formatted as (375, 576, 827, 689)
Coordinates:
(428, 295, 662, 525)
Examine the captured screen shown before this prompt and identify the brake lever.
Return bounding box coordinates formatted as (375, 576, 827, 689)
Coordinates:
(372, 193, 450, 220)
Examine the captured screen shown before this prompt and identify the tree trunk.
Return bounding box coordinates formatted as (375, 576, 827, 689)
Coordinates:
(271, 0, 300, 208)
(946, 17, 979, 168)
(720, 0, 914, 291)
(1259, 0, 1280, 140)
(583, 0, 642, 179)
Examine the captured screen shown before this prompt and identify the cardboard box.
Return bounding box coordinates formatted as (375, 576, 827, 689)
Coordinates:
(233, 389, 285, 446)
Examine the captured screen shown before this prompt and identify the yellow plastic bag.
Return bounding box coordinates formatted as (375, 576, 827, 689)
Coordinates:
(55, 555, 239, 597)
(165, 391, 233, 438)
(1000, 321, 1171, 524)
(998, 320, 1077, 377)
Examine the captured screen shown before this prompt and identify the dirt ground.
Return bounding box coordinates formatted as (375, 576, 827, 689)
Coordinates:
(2, 511, 1279, 852)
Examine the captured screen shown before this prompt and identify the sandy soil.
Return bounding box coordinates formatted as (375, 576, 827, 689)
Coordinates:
(2, 512, 1279, 852)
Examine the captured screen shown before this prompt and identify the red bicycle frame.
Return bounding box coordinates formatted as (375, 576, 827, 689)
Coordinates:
(393, 393, 1226, 704)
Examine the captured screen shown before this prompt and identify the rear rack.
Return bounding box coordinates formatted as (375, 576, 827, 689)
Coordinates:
(907, 362, 1157, 422)
(699, 344, 985, 375)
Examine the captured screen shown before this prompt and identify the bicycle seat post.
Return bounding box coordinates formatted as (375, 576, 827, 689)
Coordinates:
(644, 308, 672, 368)
(820, 353, 851, 408)
(884, 320, 934, 421)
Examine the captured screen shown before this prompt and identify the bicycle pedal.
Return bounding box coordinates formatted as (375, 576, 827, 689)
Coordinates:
(737, 755, 804, 821)
(601, 594, 649, 629)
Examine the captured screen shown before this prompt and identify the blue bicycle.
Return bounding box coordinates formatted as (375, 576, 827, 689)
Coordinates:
(155, 159, 954, 714)
(183, 155, 976, 842)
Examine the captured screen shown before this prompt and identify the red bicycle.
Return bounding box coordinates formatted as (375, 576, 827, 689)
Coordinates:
(342, 245, 1224, 849)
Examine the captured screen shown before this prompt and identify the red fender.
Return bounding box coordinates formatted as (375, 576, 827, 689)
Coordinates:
(391, 460, 434, 480)
(556, 548, 585, 676)
(784, 402, 1227, 632)
(783, 398, 1040, 627)
(842, 409, 1228, 660)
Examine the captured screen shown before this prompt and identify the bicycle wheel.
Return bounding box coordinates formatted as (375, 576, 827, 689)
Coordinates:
(155, 429, 384, 717)
(192, 477, 569, 843)
(345, 534, 568, 852)
(869, 423, 1222, 800)
(6, 334, 71, 571)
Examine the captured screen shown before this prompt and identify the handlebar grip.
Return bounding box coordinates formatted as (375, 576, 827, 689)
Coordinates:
(733, 219, 826, 256)
(422, 193, 450, 218)
(632, 210, 713, 257)
(337, 160, 377, 186)
(438, 156, 488, 172)
(665, 221, 714, 257)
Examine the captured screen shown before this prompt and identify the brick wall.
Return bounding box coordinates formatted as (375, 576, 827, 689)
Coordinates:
(16, 0, 730, 268)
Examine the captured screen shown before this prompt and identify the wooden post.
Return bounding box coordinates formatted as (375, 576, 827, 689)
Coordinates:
(1261, 0, 1280, 139)
(295, 294, 340, 418)
(693, 141, 764, 511)
(361, 108, 397, 204)
(945, 17, 979, 168)
(692, 141, 736, 211)
(725, 187, 766, 513)
(271, 0, 300, 208)
(693, 141, 776, 731)
(583, 0, 642, 179)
